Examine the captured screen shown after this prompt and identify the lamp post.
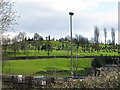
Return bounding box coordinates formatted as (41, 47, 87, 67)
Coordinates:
(69, 12, 74, 76)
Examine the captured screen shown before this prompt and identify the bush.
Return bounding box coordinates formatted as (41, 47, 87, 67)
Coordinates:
(91, 56, 101, 68)
(52, 69, 120, 89)
(91, 55, 119, 68)
(82, 70, 120, 88)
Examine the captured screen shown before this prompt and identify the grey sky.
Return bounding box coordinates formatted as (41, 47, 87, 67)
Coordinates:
(8, 0, 118, 43)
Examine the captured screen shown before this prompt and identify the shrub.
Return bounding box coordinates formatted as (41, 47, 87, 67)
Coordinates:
(52, 69, 120, 89)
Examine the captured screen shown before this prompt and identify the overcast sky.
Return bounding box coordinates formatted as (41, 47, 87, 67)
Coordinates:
(8, 0, 119, 43)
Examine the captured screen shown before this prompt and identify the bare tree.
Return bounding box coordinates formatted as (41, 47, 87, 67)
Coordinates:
(45, 35, 53, 56)
(0, 0, 18, 77)
(12, 35, 19, 56)
(104, 28, 107, 47)
(17, 32, 29, 54)
(111, 28, 115, 45)
(1, 34, 11, 75)
(18, 32, 26, 41)
(94, 26, 100, 44)
(34, 33, 40, 40)
(107, 39, 112, 44)
(64, 35, 71, 41)
(33, 33, 43, 53)
(21, 40, 29, 55)
(0, 0, 18, 35)
(2, 34, 10, 55)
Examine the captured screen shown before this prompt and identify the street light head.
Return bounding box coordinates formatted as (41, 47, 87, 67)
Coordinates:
(69, 12, 74, 16)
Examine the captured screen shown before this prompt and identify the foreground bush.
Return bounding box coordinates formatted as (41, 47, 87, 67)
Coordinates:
(82, 71, 120, 88)
(52, 70, 120, 88)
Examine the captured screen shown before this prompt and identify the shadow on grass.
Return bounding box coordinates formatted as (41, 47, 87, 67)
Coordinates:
(35, 69, 91, 77)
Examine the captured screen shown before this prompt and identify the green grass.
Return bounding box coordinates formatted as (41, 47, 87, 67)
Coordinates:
(6, 50, 119, 57)
(3, 58, 92, 76)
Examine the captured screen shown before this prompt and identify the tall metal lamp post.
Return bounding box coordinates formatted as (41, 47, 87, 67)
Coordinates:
(69, 12, 74, 76)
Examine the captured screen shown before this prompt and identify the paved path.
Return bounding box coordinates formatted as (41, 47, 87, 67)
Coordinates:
(3, 56, 120, 60)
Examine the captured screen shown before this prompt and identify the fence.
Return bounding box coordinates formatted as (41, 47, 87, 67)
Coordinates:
(2, 75, 55, 89)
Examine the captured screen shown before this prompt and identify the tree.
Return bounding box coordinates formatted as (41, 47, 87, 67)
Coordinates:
(111, 28, 115, 45)
(74, 34, 89, 52)
(91, 56, 101, 76)
(33, 33, 43, 53)
(12, 35, 19, 56)
(107, 39, 112, 45)
(0, 0, 18, 35)
(104, 28, 107, 47)
(94, 26, 100, 44)
(93, 43, 101, 52)
(59, 37, 64, 50)
(2, 34, 10, 55)
(100, 54, 105, 66)
(17, 32, 29, 54)
(21, 40, 29, 55)
(0, 0, 18, 74)
(34, 33, 40, 40)
(45, 35, 53, 56)
(18, 32, 26, 41)
(91, 56, 101, 68)
(64, 35, 71, 41)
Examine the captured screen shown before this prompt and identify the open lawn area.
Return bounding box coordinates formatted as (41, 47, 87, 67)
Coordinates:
(3, 58, 92, 76)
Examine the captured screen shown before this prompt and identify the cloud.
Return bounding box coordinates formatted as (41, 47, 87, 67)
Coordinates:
(14, 0, 100, 12)
(8, 0, 118, 43)
(13, 0, 119, 12)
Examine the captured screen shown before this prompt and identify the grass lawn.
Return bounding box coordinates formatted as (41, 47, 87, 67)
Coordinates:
(3, 58, 92, 76)
(6, 50, 119, 57)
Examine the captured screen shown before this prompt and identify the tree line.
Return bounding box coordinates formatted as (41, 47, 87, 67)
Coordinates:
(2, 29, 119, 57)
